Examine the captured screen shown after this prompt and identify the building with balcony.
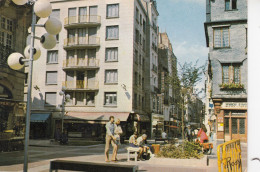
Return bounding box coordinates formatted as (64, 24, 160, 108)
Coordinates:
(204, 0, 247, 142)
(26, 0, 160, 139)
(0, 0, 31, 150)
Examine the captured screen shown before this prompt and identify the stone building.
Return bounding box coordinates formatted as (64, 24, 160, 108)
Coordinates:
(204, 0, 247, 142)
(25, 0, 160, 139)
(0, 0, 31, 150)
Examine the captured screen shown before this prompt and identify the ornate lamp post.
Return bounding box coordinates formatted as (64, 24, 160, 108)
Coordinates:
(7, 0, 62, 171)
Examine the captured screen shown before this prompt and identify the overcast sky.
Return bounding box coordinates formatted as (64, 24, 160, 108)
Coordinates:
(157, 0, 208, 99)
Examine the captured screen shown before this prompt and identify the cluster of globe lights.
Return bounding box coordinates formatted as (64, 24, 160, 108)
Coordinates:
(7, 0, 62, 70)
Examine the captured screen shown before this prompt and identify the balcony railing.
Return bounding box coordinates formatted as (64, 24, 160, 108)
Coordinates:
(63, 58, 100, 68)
(64, 36, 100, 48)
(64, 15, 101, 27)
(62, 80, 99, 90)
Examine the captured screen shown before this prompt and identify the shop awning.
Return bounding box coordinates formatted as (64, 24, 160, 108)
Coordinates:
(64, 112, 130, 122)
(30, 113, 50, 122)
(137, 114, 150, 122)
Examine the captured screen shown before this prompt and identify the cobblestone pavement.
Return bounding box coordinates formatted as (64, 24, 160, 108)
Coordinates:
(0, 139, 247, 172)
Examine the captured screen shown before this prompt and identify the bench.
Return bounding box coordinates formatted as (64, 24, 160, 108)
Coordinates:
(154, 138, 168, 144)
(49, 160, 138, 172)
(126, 147, 140, 162)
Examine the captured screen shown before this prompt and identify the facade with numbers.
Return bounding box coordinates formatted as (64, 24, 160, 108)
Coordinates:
(25, 0, 160, 139)
(204, 0, 247, 142)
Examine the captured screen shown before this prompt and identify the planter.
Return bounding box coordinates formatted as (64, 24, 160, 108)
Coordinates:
(219, 83, 244, 90)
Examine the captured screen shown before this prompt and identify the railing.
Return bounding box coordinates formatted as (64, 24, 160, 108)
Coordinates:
(64, 36, 100, 46)
(217, 139, 242, 172)
(63, 58, 99, 68)
(62, 80, 99, 89)
(64, 15, 101, 25)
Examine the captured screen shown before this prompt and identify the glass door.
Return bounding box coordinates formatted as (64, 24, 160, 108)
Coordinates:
(231, 118, 246, 141)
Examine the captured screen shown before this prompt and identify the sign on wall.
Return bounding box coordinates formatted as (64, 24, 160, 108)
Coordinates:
(222, 102, 247, 109)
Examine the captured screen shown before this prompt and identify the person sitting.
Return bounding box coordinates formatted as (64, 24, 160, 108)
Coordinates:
(137, 134, 152, 160)
(129, 132, 144, 160)
(197, 124, 208, 144)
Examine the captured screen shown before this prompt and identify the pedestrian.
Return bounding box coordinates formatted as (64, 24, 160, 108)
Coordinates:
(105, 116, 118, 162)
(137, 134, 152, 160)
(197, 124, 209, 143)
(161, 130, 167, 139)
(186, 125, 193, 142)
(114, 118, 123, 145)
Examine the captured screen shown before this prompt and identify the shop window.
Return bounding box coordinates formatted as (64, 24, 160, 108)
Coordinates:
(239, 118, 245, 134)
(231, 118, 237, 134)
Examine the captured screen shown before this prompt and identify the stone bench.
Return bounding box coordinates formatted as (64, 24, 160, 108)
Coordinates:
(126, 147, 140, 162)
(49, 160, 138, 172)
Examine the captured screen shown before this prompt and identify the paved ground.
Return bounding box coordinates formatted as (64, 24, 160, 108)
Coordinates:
(0, 139, 247, 172)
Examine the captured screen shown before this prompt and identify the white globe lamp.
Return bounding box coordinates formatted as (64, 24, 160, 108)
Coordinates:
(24, 45, 41, 60)
(40, 33, 56, 49)
(12, 0, 27, 5)
(45, 17, 62, 35)
(7, 53, 25, 70)
(34, 0, 52, 18)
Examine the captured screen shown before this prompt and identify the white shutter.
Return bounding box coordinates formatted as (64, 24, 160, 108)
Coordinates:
(45, 93, 56, 105)
(50, 9, 60, 19)
(46, 71, 57, 84)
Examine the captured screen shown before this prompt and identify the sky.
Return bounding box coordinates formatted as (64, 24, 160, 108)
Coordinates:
(157, 0, 208, 99)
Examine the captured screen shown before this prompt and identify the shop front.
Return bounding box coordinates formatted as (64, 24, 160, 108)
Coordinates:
(151, 113, 164, 138)
(214, 99, 247, 142)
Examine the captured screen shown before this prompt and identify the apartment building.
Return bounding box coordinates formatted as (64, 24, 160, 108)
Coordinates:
(0, 0, 31, 150)
(204, 0, 247, 142)
(157, 32, 178, 137)
(25, 0, 159, 139)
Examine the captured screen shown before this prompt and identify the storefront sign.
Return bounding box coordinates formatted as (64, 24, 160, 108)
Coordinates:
(218, 123, 224, 131)
(218, 117, 224, 123)
(222, 102, 247, 109)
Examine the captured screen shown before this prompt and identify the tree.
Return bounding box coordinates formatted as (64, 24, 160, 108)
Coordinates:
(167, 59, 204, 140)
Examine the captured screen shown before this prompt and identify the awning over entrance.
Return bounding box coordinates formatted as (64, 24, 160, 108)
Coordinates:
(136, 114, 150, 122)
(31, 113, 50, 122)
(64, 112, 130, 122)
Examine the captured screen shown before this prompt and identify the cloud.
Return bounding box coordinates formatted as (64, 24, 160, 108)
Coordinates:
(173, 41, 208, 66)
(169, 0, 205, 6)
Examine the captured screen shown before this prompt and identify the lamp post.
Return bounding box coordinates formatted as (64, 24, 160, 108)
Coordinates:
(7, 1, 62, 171)
(59, 88, 70, 133)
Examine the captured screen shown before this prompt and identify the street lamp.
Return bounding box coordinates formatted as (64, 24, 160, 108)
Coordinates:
(7, 0, 62, 171)
(59, 88, 70, 133)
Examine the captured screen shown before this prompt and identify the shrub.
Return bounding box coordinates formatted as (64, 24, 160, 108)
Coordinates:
(156, 141, 204, 159)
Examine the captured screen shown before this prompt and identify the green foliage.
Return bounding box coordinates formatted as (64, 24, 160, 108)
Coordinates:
(156, 141, 204, 159)
(219, 83, 244, 89)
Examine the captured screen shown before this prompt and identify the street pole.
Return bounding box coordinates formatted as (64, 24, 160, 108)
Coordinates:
(61, 94, 65, 133)
(23, 10, 36, 172)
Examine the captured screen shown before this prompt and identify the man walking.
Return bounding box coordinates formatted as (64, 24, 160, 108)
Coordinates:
(105, 116, 118, 162)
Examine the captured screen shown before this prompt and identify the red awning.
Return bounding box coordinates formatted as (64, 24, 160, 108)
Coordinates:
(64, 112, 130, 121)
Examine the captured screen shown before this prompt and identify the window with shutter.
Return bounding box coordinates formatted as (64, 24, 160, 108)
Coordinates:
(106, 26, 119, 40)
(47, 50, 58, 64)
(46, 71, 58, 84)
(105, 70, 118, 84)
(222, 64, 241, 84)
(45, 92, 56, 106)
(105, 47, 118, 62)
(107, 4, 119, 18)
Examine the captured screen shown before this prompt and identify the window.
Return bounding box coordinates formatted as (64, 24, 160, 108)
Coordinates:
(79, 7, 87, 23)
(105, 47, 118, 62)
(104, 92, 117, 105)
(142, 78, 144, 90)
(25, 73, 28, 85)
(134, 93, 137, 108)
(139, 74, 141, 86)
(136, 8, 139, 22)
(135, 29, 139, 43)
(135, 72, 138, 85)
(222, 64, 241, 84)
(0, 16, 13, 48)
(45, 92, 56, 106)
(47, 50, 58, 64)
(135, 49, 138, 64)
(105, 70, 118, 83)
(68, 8, 76, 24)
(75, 92, 84, 105)
(86, 92, 95, 105)
(214, 27, 229, 48)
(6, 19, 12, 31)
(46, 71, 58, 84)
(143, 38, 145, 51)
(106, 26, 119, 40)
(143, 20, 146, 33)
(225, 0, 237, 10)
(107, 4, 119, 18)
